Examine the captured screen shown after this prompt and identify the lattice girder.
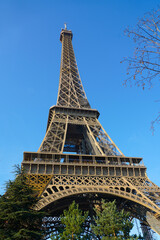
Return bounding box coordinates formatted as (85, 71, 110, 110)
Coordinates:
(39, 107, 122, 156)
(32, 174, 160, 217)
(38, 111, 68, 153)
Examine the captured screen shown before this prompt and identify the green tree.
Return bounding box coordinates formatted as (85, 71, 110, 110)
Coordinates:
(59, 201, 88, 240)
(0, 165, 45, 240)
(91, 200, 141, 240)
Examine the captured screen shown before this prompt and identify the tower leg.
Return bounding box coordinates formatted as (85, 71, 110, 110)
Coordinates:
(140, 222, 154, 240)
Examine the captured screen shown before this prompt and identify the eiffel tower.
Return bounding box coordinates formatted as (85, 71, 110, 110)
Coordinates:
(22, 26, 160, 239)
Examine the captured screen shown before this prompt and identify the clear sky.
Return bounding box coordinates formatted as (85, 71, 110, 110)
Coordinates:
(0, 0, 160, 237)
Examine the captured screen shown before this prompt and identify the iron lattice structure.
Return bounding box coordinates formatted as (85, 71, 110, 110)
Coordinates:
(22, 27, 160, 238)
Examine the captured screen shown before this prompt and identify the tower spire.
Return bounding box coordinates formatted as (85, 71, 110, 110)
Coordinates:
(57, 27, 91, 109)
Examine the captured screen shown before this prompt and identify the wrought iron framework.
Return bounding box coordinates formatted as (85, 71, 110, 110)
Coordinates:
(22, 27, 160, 238)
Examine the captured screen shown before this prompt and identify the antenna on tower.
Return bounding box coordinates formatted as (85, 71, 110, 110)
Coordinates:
(64, 23, 67, 29)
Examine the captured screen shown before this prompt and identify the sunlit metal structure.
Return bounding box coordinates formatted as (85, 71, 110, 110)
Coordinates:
(22, 26, 160, 239)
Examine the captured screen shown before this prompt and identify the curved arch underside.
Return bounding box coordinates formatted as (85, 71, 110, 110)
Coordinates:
(32, 174, 160, 235)
(35, 175, 160, 213)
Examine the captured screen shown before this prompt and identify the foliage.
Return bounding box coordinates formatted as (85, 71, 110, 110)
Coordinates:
(92, 200, 142, 240)
(122, 8, 160, 129)
(0, 165, 45, 240)
(59, 201, 88, 240)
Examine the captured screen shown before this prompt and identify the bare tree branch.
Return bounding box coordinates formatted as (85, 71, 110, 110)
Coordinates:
(122, 9, 160, 130)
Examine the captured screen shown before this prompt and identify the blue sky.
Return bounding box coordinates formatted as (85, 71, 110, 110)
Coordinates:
(0, 0, 160, 237)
